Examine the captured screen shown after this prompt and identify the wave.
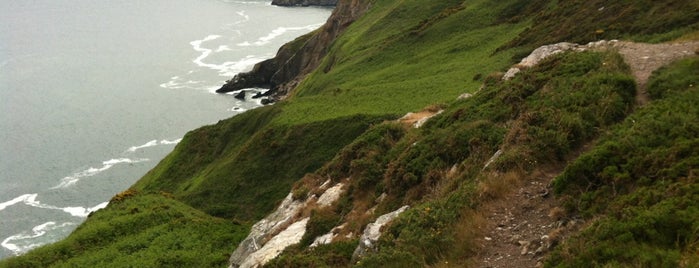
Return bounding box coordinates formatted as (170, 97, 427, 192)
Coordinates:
(239, 23, 325, 47)
(159, 78, 206, 90)
(0, 194, 38, 211)
(0, 193, 108, 217)
(50, 158, 149, 189)
(1, 221, 75, 255)
(127, 140, 158, 152)
(160, 138, 182, 145)
(190, 34, 268, 77)
(127, 139, 183, 152)
(61, 202, 109, 217)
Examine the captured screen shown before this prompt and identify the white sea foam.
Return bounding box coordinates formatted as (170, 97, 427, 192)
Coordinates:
(216, 45, 232, 52)
(0, 194, 39, 211)
(51, 158, 149, 189)
(1, 221, 74, 255)
(0, 194, 108, 218)
(230, 107, 248, 112)
(127, 140, 159, 152)
(159, 78, 206, 90)
(252, 24, 324, 46)
(127, 139, 182, 151)
(61, 202, 109, 217)
(159, 138, 182, 145)
(191, 35, 267, 77)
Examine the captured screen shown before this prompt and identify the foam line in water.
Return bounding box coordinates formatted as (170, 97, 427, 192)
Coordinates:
(251, 23, 325, 47)
(159, 78, 206, 90)
(51, 158, 149, 189)
(216, 45, 232, 52)
(0, 194, 109, 217)
(0, 194, 38, 211)
(159, 138, 182, 145)
(127, 140, 158, 152)
(1, 221, 74, 255)
(191, 35, 268, 77)
(61, 202, 109, 217)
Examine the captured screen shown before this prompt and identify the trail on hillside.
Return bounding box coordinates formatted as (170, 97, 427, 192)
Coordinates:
(614, 41, 699, 105)
(476, 40, 698, 268)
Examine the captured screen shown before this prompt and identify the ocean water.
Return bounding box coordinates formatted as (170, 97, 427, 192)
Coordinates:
(0, 0, 330, 259)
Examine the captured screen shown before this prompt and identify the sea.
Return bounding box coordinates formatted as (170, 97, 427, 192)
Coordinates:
(0, 0, 330, 259)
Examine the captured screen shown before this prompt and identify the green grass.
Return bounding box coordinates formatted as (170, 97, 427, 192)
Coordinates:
(271, 50, 637, 266)
(504, 0, 699, 51)
(0, 192, 247, 268)
(548, 56, 699, 267)
(135, 107, 390, 220)
(4, 0, 698, 266)
(272, 0, 529, 125)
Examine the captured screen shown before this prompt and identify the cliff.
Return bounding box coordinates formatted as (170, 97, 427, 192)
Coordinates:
(2, 0, 698, 267)
(216, 0, 369, 100)
(272, 0, 337, 6)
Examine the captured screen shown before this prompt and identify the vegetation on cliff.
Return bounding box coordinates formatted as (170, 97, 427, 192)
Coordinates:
(1, 0, 697, 267)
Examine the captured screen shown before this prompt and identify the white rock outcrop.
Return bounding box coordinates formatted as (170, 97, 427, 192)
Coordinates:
(316, 183, 344, 207)
(413, 110, 443, 128)
(503, 40, 618, 80)
(229, 193, 305, 268)
(352, 205, 410, 260)
(238, 218, 310, 268)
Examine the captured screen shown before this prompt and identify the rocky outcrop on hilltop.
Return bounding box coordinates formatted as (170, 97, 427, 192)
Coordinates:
(272, 0, 337, 6)
(217, 0, 371, 100)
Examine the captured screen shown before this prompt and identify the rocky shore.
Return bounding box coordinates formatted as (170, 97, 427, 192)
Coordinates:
(216, 0, 368, 100)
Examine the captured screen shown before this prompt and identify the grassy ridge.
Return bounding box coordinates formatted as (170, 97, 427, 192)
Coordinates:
(270, 51, 637, 266)
(135, 104, 390, 220)
(2, 0, 697, 266)
(0, 192, 247, 268)
(275, 0, 529, 125)
(548, 57, 699, 267)
(504, 0, 699, 50)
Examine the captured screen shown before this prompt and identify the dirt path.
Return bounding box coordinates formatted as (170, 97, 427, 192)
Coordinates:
(475, 40, 698, 268)
(614, 41, 699, 105)
(477, 169, 575, 268)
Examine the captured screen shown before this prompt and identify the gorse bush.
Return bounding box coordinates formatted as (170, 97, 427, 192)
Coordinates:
(0, 193, 247, 268)
(274, 50, 638, 266)
(3, 0, 697, 266)
(549, 56, 699, 267)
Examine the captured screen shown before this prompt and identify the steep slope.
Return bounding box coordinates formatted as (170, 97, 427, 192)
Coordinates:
(1, 0, 697, 267)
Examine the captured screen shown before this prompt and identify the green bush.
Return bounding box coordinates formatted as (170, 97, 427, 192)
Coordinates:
(548, 57, 699, 267)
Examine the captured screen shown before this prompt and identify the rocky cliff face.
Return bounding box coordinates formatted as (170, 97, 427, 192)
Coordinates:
(216, 0, 371, 100)
(272, 0, 337, 6)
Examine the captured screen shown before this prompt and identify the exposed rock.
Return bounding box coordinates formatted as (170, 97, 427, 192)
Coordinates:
(482, 149, 503, 170)
(316, 183, 344, 207)
(310, 232, 336, 247)
(237, 218, 310, 268)
(310, 224, 345, 247)
(272, 0, 337, 6)
(352, 205, 409, 260)
(229, 193, 305, 268)
(413, 110, 443, 128)
(234, 90, 246, 100)
(457, 92, 473, 100)
(398, 110, 444, 128)
(251, 92, 265, 99)
(218, 0, 372, 100)
(503, 40, 619, 80)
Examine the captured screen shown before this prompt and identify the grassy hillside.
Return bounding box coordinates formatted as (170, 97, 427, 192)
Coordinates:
(267, 50, 637, 267)
(0, 191, 247, 267)
(1, 0, 697, 267)
(548, 56, 699, 267)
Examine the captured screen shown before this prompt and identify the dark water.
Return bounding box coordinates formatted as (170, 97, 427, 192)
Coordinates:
(0, 0, 330, 258)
